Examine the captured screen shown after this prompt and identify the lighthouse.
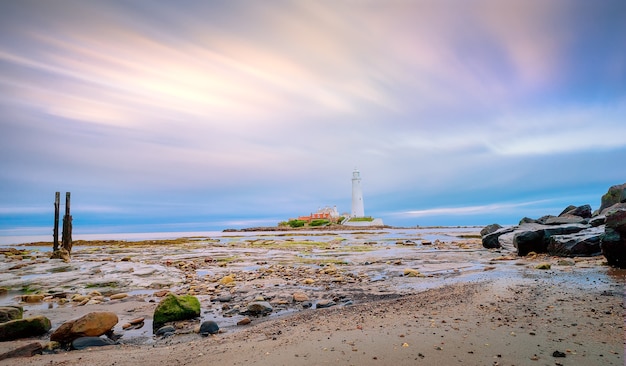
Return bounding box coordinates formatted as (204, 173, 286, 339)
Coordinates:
(351, 169, 365, 217)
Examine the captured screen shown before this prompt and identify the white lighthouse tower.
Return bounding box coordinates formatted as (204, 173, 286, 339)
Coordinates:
(351, 169, 365, 217)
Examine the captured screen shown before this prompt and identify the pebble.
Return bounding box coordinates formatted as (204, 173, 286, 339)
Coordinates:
(199, 320, 220, 336)
(155, 325, 176, 336)
(237, 317, 251, 326)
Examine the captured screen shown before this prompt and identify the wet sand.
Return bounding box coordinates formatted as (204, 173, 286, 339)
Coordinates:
(1, 228, 624, 365)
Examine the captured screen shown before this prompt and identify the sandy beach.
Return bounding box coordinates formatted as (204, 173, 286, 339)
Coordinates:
(1, 228, 624, 365)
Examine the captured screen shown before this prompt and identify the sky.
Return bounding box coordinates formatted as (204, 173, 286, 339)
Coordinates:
(1, 0, 625, 238)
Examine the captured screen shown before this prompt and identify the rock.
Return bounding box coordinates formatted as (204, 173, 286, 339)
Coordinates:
(219, 275, 235, 285)
(547, 227, 603, 257)
(244, 301, 273, 316)
(403, 268, 423, 277)
(542, 215, 587, 225)
(71, 336, 115, 350)
(0, 316, 51, 341)
(155, 325, 176, 336)
(600, 183, 626, 213)
(0, 342, 43, 360)
(558, 205, 577, 216)
(0, 288, 7, 296)
(559, 204, 592, 218)
(514, 229, 545, 256)
(480, 224, 502, 237)
(316, 299, 336, 309)
(481, 226, 515, 249)
(215, 294, 232, 302)
(0, 306, 23, 323)
(513, 223, 588, 256)
(20, 294, 45, 303)
(237, 317, 251, 326)
(535, 263, 551, 270)
(519, 217, 537, 224)
(152, 293, 200, 330)
(606, 208, 626, 234)
(109, 293, 128, 300)
(50, 249, 70, 262)
(50, 312, 118, 343)
(198, 320, 219, 336)
(601, 209, 626, 268)
(292, 292, 309, 302)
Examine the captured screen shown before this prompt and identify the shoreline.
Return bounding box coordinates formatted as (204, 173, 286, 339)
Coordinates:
(1, 228, 623, 365)
(13, 273, 625, 366)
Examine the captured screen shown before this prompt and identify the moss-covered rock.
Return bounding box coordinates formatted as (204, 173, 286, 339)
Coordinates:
(0, 315, 51, 341)
(0, 306, 23, 323)
(153, 294, 200, 331)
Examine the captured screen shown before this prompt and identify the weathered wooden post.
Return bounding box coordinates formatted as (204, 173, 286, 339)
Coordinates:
(61, 192, 72, 255)
(53, 192, 60, 252)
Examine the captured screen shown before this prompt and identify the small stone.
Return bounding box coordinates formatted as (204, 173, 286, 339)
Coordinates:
(237, 317, 251, 326)
(155, 325, 176, 336)
(129, 317, 145, 325)
(71, 336, 115, 350)
(302, 278, 315, 285)
(219, 275, 234, 285)
(20, 294, 44, 303)
(293, 292, 309, 302)
(552, 350, 566, 358)
(199, 320, 219, 336)
(403, 268, 423, 277)
(110, 293, 128, 300)
(535, 263, 551, 270)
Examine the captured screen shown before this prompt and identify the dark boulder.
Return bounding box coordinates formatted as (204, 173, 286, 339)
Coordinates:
(558, 205, 577, 217)
(71, 336, 116, 350)
(199, 320, 219, 336)
(480, 224, 502, 237)
(606, 208, 626, 234)
(514, 229, 546, 256)
(481, 226, 515, 249)
(601, 209, 626, 268)
(547, 227, 603, 257)
(601, 228, 626, 268)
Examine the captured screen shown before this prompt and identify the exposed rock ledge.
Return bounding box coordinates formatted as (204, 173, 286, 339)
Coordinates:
(481, 183, 626, 268)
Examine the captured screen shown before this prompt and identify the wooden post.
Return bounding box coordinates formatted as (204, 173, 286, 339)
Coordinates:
(53, 192, 60, 252)
(61, 192, 72, 255)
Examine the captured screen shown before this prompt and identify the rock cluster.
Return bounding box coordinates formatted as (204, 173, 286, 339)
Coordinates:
(481, 183, 626, 267)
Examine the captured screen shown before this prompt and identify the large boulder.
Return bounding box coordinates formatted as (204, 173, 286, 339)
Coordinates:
(153, 294, 200, 331)
(50, 312, 118, 343)
(547, 227, 603, 257)
(600, 183, 626, 214)
(0, 306, 23, 323)
(601, 209, 626, 268)
(481, 226, 515, 249)
(0, 315, 51, 341)
(513, 228, 546, 256)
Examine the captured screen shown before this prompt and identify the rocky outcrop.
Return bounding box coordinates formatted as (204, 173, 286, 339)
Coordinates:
(152, 294, 200, 331)
(0, 315, 51, 341)
(50, 311, 118, 344)
(547, 227, 604, 257)
(481, 184, 626, 264)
